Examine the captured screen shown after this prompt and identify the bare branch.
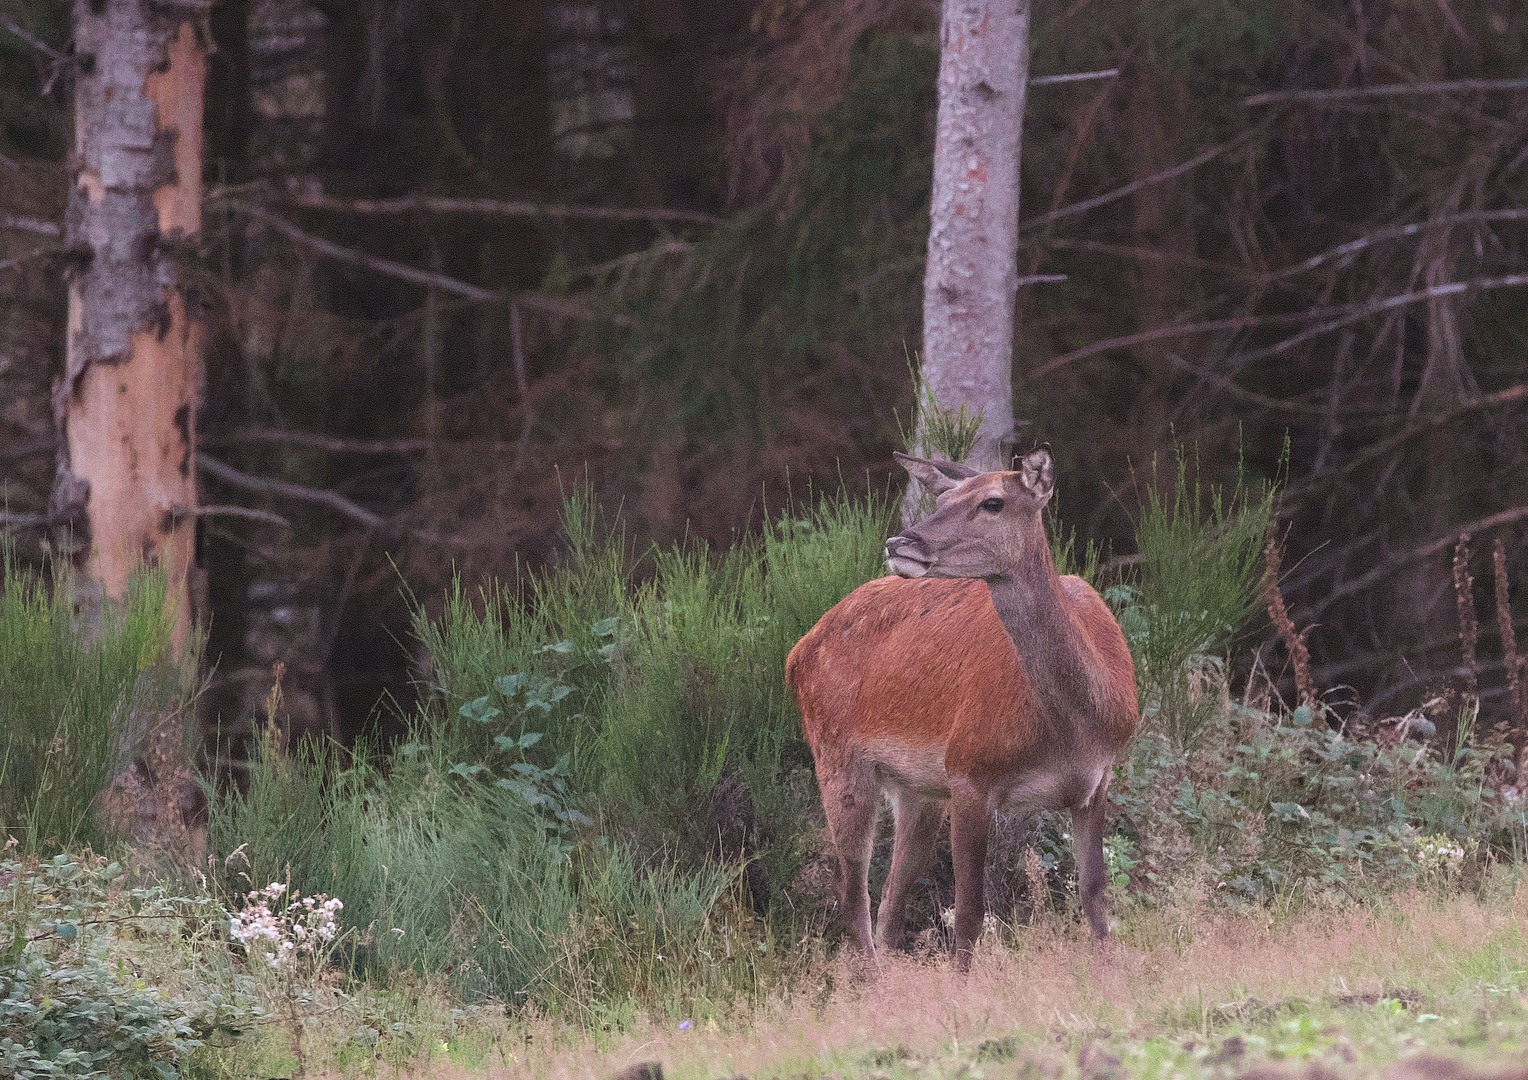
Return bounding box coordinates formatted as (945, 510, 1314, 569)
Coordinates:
(4, 20, 66, 63)
(1292, 384, 1528, 493)
(232, 201, 497, 301)
(197, 455, 386, 530)
(1316, 505, 1528, 614)
(1228, 275, 1528, 371)
(1166, 355, 1333, 414)
(1030, 69, 1119, 86)
(0, 436, 56, 462)
(1264, 209, 1528, 282)
(0, 247, 57, 273)
(1245, 79, 1528, 107)
(227, 201, 632, 326)
(1019, 130, 1257, 233)
(171, 504, 293, 529)
(1030, 315, 1265, 379)
(1, 215, 62, 236)
(206, 429, 434, 455)
(275, 192, 723, 226)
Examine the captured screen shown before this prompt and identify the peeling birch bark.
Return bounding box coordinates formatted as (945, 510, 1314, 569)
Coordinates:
(56, 4, 206, 655)
(917, 0, 1030, 476)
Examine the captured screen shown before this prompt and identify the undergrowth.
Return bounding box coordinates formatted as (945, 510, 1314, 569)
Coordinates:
(8, 464, 1528, 1077)
(0, 548, 194, 854)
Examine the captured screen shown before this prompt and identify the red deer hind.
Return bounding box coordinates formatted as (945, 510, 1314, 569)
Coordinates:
(786, 449, 1139, 969)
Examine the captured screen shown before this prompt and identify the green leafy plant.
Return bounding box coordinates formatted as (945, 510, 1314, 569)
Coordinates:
(0, 850, 260, 1079)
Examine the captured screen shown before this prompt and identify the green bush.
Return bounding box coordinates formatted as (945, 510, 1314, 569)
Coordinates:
(1110, 449, 1275, 745)
(0, 550, 192, 853)
(1106, 694, 1527, 908)
(0, 851, 259, 1079)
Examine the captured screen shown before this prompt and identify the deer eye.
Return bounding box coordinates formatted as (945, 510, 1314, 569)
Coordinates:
(979, 497, 1005, 514)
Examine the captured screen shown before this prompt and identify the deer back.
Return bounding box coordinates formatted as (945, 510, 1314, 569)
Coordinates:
(787, 574, 1137, 783)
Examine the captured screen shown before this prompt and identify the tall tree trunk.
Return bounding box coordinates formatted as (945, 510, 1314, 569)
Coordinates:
(56, 2, 206, 652)
(914, 0, 1030, 490)
(53, 1, 207, 856)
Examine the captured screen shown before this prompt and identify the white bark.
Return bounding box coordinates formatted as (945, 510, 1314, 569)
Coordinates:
(918, 0, 1030, 473)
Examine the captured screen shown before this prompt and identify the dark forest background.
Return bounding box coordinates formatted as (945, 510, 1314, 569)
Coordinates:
(2, 0, 1526, 751)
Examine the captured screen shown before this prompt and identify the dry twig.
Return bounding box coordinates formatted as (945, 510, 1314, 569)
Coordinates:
(1245, 78, 1528, 107)
(1495, 539, 1526, 766)
(1263, 539, 1315, 708)
(197, 455, 386, 530)
(1453, 535, 1479, 697)
(278, 192, 723, 226)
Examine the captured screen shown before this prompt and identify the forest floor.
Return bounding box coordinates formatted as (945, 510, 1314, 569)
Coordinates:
(242, 883, 1528, 1080)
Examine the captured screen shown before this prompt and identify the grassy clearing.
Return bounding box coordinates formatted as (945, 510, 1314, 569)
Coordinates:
(10, 462, 1528, 1078)
(203, 879, 1528, 1079)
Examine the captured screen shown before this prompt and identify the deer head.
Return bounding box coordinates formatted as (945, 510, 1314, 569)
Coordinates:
(885, 448, 1055, 581)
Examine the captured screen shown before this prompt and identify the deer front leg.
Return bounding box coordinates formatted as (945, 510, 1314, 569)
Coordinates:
(948, 783, 992, 972)
(1072, 780, 1111, 941)
(875, 789, 944, 953)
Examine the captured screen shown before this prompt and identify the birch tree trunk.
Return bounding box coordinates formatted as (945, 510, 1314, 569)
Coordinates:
(910, 0, 1030, 516)
(55, 1, 206, 652)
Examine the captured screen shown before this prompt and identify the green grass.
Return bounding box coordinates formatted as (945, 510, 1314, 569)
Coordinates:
(0, 548, 191, 853)
(9, 467, 1528, 1078)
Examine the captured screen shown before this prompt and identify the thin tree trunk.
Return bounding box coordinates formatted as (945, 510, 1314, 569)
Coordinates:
(56, 2, 206, 653)
(917, 0, 1030, 474)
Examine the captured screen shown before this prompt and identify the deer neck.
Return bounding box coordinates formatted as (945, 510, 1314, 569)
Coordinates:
(985, 541, 1101, 723)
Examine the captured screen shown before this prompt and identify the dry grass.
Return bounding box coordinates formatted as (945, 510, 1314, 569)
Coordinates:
(235, 878, 1528, 1080)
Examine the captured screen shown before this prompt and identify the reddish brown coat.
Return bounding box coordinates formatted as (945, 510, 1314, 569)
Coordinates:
(787, 573, 1136, 785)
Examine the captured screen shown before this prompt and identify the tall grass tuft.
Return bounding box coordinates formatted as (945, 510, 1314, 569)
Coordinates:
(0, 548, 187, 852)
(1110, 448, 1275, 745)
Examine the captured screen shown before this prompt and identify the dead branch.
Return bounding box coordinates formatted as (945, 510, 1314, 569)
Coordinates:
(1019, 130, 1259, 233)
(171, 504, 293, 529)
(511, 300, 533, 470)
(1245, 78, 1528, 107)
(1263, 539, 1316, 707)
(1030, 69, 1119, 86)
(0, 215, 61, 236)
(227, 201, 632, 327)
(1264, 210, 1528, 283)
(1493, 539, 1525, 760)
(1167, 355, 1333, 415)
(4, 20, 66, 63)
(1316, 505, 1528, 614)
(1227, 275, 1528, 372)
(278, 193, 723, 226)
(1031, 313, 1270, 379)
(197, 455, 386, 530)
(206, 429, 434, 455)
(0, 247, 59, 274)
(1291, 384, 1528, 495)
(1033, 237, 1259, 279)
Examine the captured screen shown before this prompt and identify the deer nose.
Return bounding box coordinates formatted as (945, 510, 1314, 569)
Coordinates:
(885, 533, 928, 559)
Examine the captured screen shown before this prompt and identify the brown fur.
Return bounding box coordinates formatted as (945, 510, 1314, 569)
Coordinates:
(786, 450, 1139, 968)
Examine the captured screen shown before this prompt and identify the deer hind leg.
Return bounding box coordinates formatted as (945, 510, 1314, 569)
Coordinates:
(875, 789, 944, 953)
(819, 756, 880, 957)
(948, 783, 992, 972)
(1072, 779, 1111, 941)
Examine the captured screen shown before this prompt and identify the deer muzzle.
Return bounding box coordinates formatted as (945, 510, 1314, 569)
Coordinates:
(885, 534, 933, 578)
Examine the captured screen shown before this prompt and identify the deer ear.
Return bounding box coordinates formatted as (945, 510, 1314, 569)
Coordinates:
(893, 452, 979, 495)
(1015, 447, 1054, 506)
